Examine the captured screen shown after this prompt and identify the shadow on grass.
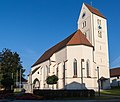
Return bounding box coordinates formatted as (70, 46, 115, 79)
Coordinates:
(100, 87, 120, 96)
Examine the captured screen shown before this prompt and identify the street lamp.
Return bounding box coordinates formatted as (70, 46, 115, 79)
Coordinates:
(30, 71, 33, 93)
(19, 68, 22, 89)
(97, 66, 100, 96)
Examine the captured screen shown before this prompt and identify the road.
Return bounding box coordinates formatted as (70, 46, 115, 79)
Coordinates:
(0, 100, 120, 102)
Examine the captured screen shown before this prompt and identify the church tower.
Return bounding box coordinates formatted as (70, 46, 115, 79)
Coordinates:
(78, 3, 110, 85)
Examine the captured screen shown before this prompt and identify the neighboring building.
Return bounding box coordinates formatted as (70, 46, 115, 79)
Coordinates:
(110, 68, 120, 87)
(28, 3, 110, 92)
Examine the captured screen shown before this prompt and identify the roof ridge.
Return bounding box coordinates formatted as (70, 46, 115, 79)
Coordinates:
(84, 3, 99, 11)
(84, 3, 106, 19)
(32, 29, 92, 67)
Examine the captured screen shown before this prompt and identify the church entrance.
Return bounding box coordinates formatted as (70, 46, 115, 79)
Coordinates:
(33, 78, 40, 89)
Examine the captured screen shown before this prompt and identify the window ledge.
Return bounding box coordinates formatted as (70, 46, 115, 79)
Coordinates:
(87, 76, 91, 78)
(73, 75, 77, 78)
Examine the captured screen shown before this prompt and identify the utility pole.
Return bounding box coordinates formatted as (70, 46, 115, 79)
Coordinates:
(16, 70, 18, 87)
(19, 69, 21, 89)
(11, 73, 13, 90)
(97, 66, 100, 96)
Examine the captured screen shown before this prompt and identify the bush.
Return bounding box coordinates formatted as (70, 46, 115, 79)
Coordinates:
(0, 91, 15, 99)
(33, 89, 95, 99)
(46, 75, 58, 84)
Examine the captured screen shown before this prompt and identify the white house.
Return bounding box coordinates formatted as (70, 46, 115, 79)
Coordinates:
(110, 68, 120, 87)
(28, 3, 110, 92)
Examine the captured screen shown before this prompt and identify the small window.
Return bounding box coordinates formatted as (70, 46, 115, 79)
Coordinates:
(117, 76, 119, 79)
(82, 21, 86, 28)
(86, 60, 90, 78)
(82, 12, 86, 19)
(97, 19, 101, 25)
(73, 59, 77, 77)
(98, 31, 102, 38)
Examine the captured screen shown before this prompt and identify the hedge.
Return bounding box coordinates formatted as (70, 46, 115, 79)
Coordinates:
(33, 89, 95, 99)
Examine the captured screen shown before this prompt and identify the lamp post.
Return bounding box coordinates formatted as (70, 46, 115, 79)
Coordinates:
(19, 69, 22, 89)
(81, 59, 84, 89)
(97, 66, 100, 96)
(30, 70, 33, 93)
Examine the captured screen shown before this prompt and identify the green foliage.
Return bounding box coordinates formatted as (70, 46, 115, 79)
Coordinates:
(1, 74, 14, 90)
(46, 75, 58, 85)
(0, 48, 25, 90)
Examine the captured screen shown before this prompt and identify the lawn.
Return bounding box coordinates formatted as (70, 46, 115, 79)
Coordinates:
(100, 87, 120, 96)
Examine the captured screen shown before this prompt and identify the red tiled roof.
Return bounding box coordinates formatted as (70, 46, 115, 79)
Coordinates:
(85, 3, 105, 19)
(32, 30, 93, 67)
(110, 68, 120, 77)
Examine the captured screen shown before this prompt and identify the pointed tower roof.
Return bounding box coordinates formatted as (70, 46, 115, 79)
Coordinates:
(84, 3, 105, 19)
(32, 30, 93, 67)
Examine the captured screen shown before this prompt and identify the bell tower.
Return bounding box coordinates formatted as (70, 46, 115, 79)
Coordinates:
(78, 3, 110, 88)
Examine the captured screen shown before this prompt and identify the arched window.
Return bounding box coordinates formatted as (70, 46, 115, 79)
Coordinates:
(73, 59, 77, 77)
(33, 78, 40, 89)
(86, 60, 90, 77)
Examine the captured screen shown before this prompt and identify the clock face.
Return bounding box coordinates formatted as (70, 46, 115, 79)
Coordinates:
(82, 12, 86, 19)
(98, 25, 102, 30)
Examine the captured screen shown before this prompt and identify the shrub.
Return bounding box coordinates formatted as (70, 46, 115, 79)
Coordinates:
(46, 75, 58, 84)
(33, 89, 95, 99)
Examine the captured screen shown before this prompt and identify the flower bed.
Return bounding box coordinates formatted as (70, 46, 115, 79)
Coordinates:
(15, 93, 44, 100)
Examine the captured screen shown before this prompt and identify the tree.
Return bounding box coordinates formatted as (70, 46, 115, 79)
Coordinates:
(0, 48, 25, 90)
(46, 75, 58, 85)
(1, 74, 14, 90)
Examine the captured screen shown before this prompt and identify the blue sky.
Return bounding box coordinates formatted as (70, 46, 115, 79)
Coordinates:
(0, 0, 120, 78)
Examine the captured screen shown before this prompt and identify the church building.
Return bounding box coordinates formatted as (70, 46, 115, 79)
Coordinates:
(28, 3, 110, 91)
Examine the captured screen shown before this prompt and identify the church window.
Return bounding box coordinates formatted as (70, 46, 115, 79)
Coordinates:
(97, 19, 101, 25)
(73, 59, 77, 77)
(82, 12, 86, 19)
(86, 60, 90, 77)
(98, 30, 102, 38)
(82, 21, 86, 28)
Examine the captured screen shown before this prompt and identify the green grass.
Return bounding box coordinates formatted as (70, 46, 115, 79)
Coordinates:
(100, 87, 120, 96)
